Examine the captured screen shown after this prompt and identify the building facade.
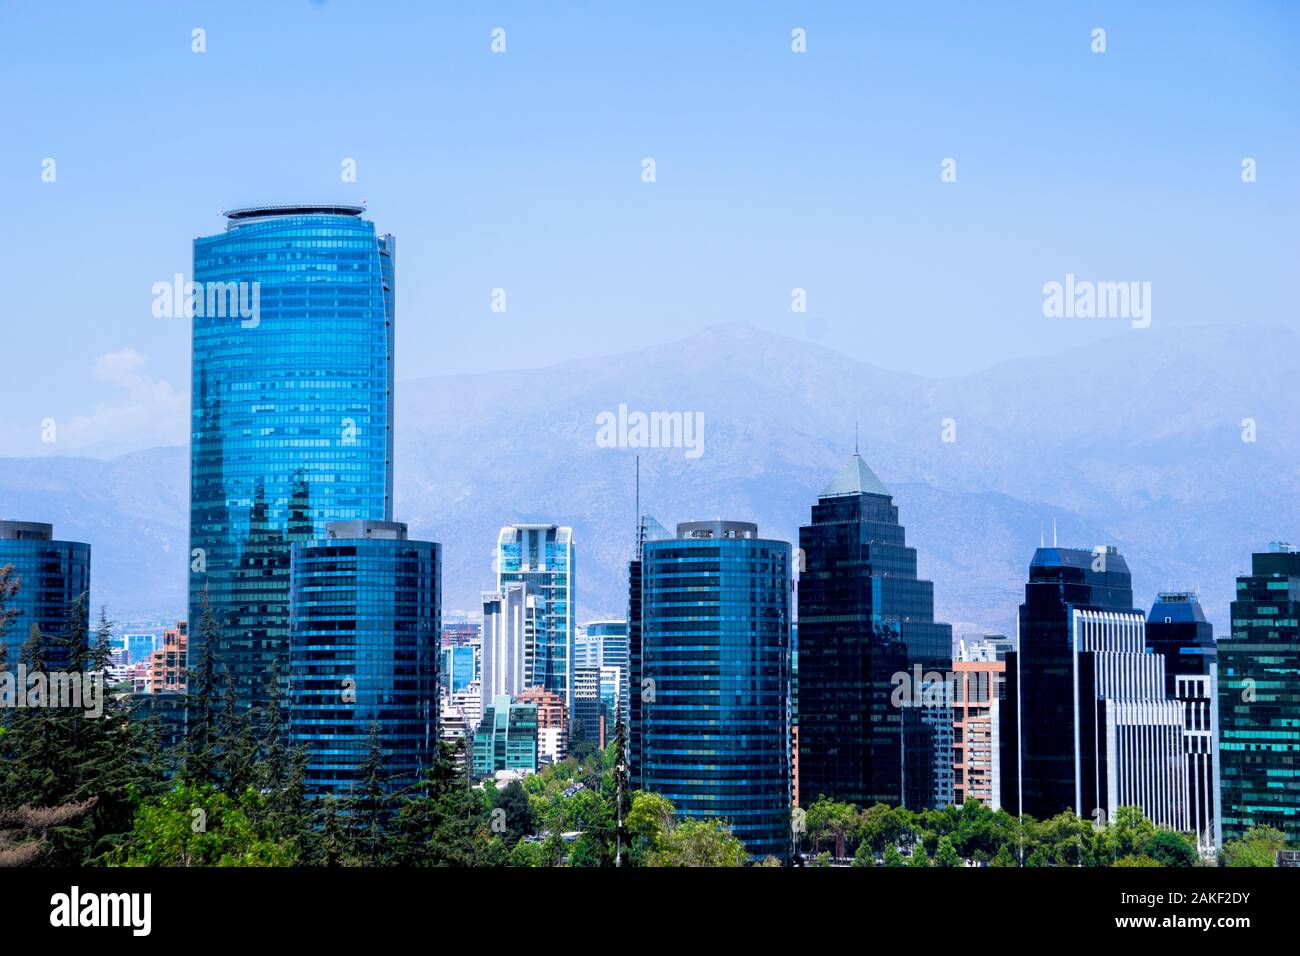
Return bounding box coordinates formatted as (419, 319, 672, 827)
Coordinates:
(0, 520, 91, 672)
(515, 686, 568, 764)
(1220, 543, 1300, 845)
(497, 524, 574, 709)
(1146, 591, 1220, 853)
(636, 519, 792, 862)
(1002, 546, 1190, 830)
(471, 695, 539, 780)
(189, 203, 395, 712)
(796, 455, 954, 811)
(150, 621, 189, 694)
(288, 520, 440, 797)
(951, 647, 1006, 809)
(480, 584, 538, 702)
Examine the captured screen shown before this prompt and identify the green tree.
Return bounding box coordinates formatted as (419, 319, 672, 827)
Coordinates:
(1222, 826, 1286, 867)
(647, 818, 749, 867)
(491, 780, 535, 842)
(883, 844, 905, 867)
(934, 835, 962, 867)
(1144, 830, 1198, 867)
(183, 590, 222, 787)
(990, 844, 1017, 867)
(345, 722, 392, 865)
(109, 783, 296, 866)
(909, 846, 931, 867)
(389, 740, 490, 866)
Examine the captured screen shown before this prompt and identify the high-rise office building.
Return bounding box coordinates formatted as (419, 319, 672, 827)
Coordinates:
(496, 524, 574, 709)
(150, 621, 189, 694)
(480, 584, 538, 702)
(627, 515, 671, 786)
(189, 203, 395, 712)
(952, 642, 1006, 809)
(572, 664, 603, 746)
(471, 695, 539, 780)
(796, 454, 954, 810)
(0, 520, 91, 672)
(440, 644, 477, 695)
(515, 686, 568, 764)
(1146, 592, 1220, 852)
(1002, 546, 1189, 830)
(576, 619, 630, 728)
(288, 520, 439, 797)
(635, 519, 792, 862)
(1220, 542, 1300, 845)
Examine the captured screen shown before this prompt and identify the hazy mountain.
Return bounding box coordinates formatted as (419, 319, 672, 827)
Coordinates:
(3, 322, 1296, 637)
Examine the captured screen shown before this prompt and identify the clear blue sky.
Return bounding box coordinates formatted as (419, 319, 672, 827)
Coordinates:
(1, 0, 1296, 456)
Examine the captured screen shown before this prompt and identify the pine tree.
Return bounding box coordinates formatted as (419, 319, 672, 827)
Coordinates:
(183, 589, 222, 786)
(217, 669, 257, 797)
(346, 722, 391, 865)
(316, 795, 350, 867)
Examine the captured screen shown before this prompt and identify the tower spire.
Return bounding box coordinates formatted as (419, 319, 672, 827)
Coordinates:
(854, 421, 860, 457)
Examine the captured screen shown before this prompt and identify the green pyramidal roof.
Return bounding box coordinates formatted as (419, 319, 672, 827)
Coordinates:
(821, 453, 891, 498)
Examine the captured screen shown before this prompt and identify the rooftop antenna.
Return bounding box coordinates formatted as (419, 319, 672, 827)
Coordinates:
(1040, 523, 1045, 548)
(1052, 518, 1058, 547)
(854, 422, 860, 456)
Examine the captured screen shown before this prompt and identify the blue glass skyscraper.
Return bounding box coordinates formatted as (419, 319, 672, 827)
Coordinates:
(189, 204, 394, 710)
(637, 520, 791, 862)
(288, 520, 440, 796)
(0, 520, 91, 672)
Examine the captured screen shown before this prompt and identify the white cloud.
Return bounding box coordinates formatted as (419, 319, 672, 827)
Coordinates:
(59, 348, 188, 455)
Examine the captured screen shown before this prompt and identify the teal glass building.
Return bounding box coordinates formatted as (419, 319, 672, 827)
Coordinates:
(1220, 542, 1300, 845)
(637, 520, 792, 862)
(189, 204, 394, 711)
(0, 520, 91, 672)
(471, 695, 539, 779)
(288, 521, 439, 796)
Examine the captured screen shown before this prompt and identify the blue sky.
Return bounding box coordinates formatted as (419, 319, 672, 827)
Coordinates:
(1, 0, 1296, 457)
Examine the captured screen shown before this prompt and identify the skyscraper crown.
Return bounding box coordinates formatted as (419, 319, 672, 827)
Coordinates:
(820, 453, 890, 498)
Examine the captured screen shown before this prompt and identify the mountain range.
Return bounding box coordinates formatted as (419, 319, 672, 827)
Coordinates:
(2, 321, 1297, 639)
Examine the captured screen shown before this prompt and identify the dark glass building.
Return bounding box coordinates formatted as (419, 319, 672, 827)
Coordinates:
(189, 204, 395, 712)
(1220, 543, 1300, 845)
(1003, 546, 1189, 829)
(1146, 591, 1220, 852)
(288, 520, 439, 797)
(627, 515, 670, 787)
(0, 520, 91, 672)
(637, 519, 791, 862)
(796, 455, 953, 810)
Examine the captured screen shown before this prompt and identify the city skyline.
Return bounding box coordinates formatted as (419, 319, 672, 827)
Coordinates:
(2, 1, 1297, 902)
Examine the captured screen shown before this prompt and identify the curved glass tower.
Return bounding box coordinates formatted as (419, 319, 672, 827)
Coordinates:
(189, 204, 394, 710)
(288, 521, 440, 796)
(639, 520, 792, 862)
